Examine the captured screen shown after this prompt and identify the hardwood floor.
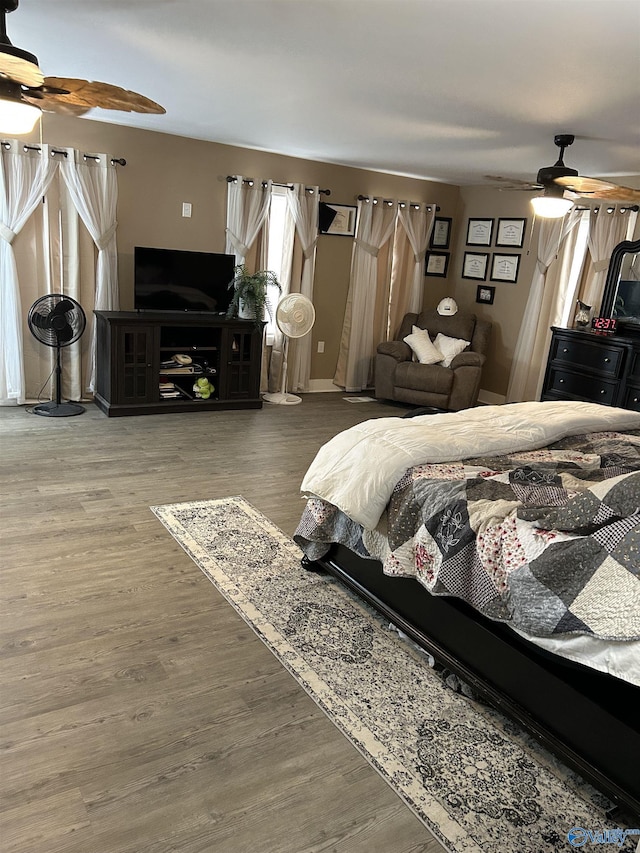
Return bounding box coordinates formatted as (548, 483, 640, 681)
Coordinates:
(0, 394, 446, 852)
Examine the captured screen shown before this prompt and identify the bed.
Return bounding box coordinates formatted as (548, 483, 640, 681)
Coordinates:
(293, 401, 640, 820)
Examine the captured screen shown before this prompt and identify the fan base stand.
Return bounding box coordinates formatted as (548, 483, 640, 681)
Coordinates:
(262, 391, 302, 406)
(32, 401, 85, 417)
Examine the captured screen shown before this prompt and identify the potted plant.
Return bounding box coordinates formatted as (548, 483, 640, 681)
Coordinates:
(227, 264, 281, 326)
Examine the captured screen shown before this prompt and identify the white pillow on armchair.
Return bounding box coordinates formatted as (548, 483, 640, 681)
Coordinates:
(403, 327, 444, 364)
(433, 333, 470, 368)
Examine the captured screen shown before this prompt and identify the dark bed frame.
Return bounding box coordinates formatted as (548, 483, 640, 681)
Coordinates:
(304, 543, 640, 822)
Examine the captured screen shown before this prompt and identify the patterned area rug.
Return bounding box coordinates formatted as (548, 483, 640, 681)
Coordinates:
(151, 497, 636, 853)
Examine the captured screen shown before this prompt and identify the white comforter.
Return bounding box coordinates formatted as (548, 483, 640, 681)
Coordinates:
(301, 401, 640, 530)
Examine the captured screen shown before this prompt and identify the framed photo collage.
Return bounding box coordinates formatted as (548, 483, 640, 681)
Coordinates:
(461, 217, 527, 305)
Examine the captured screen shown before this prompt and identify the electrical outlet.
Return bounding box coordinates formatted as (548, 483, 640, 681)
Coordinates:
(182, 202, 192, 218)
(317, 341, 325, 353)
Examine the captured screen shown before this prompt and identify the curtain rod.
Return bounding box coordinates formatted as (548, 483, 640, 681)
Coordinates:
(574, 203, 638, 213)
(357, 194, 440, 212)
(226, 175, 330, 195)
(355, 195, 637, 215)
(0, 141, 126, 165)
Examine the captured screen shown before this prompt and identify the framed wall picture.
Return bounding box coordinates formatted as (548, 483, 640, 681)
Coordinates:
(318, 202, 358, 236)
(429, 216, 452, 249)
(496, 218, 526, 248)
(466, 218, 494, 246)
(461, 251, 489, 280)
(476, 285, 495, 305)
(425, 251, 450, 277)
(491, 253, 521, 283)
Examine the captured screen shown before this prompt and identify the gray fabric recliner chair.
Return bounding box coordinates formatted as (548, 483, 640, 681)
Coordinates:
(375, 309, 492, 411)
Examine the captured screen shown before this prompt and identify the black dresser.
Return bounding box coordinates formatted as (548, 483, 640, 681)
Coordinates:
(541, 327, 640, 412)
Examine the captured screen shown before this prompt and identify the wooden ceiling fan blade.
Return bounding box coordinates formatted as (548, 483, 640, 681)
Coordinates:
(43, 77, 165, 114)
(0, 49, 43, 86)
(577, 186, 640, 203)
(23, 90, 90, 116)
(484, 175, 542, 191)
(555, 175, 617, 194)
(555, 175, 640, 202)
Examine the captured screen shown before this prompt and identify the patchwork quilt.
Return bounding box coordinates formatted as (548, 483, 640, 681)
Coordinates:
(295, 431, 640, 641)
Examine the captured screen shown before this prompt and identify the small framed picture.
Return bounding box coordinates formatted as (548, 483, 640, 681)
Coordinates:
(496, 218, 527, 248)
(476, 285, 495, 305)
(318, 202, 358, 236)
(425, 251, 450, 277)
(462, 251, 489, 280)
(491, 253, 521, 283)
(466, 218, 494, 246)
(430, 216, 452, 249)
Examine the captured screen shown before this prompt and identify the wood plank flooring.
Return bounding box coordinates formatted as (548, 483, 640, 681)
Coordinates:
(0, 395, 447, 852)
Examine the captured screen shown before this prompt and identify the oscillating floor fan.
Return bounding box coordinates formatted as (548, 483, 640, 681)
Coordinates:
(263, 293, 315, 406)
(27, 294, 86, 417)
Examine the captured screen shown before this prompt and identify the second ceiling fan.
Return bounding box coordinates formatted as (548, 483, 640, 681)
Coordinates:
(487, 134, 640, 204)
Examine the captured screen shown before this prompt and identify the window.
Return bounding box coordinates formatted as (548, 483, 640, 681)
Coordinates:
(558, 211, 590, 327)
(265, 186, 294, 344)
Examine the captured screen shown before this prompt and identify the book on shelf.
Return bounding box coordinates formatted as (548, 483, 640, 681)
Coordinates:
(159, 382, 194, 400)
(159, 366, 196, 375)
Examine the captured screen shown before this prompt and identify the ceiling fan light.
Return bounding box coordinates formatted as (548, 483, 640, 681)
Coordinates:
(531, 194, 574, 219)
(0, 93, 41, 134)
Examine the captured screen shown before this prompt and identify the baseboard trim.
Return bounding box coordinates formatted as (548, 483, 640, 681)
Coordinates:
(305, 382, 505, 405)
(306, 379, 345, 393)
(478, 389, 506, 406)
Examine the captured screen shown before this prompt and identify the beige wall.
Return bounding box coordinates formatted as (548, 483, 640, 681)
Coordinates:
(450, 180, 640, 399)
(450, 187, 538, 399)
(30, 114, 460, 386)
(30, 116, 635, 400)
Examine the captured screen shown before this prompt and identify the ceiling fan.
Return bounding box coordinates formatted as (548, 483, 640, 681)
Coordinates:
(0, 0, 165, 134)
(485, 134, 640, 212)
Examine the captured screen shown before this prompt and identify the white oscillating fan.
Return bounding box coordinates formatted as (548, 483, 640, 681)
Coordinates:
(263, 293, 315, 406)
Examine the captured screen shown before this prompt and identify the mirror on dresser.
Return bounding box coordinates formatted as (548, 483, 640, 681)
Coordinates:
(599, 237, 640, 330)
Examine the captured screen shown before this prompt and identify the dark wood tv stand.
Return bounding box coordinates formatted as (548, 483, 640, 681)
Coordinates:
(94, 311, 264, 417)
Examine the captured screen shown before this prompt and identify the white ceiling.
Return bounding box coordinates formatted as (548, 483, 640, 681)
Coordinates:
(9, 0, 640, 186)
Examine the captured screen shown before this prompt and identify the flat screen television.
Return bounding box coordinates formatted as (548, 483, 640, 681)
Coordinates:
(134, 246, 236, 313)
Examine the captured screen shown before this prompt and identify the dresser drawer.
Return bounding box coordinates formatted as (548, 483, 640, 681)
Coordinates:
(546, 367, 618, 406)
(621, 385, 640, 412)
(550, 336, 624, 377)
(627, 348, 640, 380)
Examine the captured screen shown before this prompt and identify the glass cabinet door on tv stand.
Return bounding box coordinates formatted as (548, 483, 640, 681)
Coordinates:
(224, 328, 262, 400)
(117, 323, 158, 405)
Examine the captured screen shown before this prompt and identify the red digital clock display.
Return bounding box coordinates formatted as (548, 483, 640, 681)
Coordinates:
(591, 317, 618, 334)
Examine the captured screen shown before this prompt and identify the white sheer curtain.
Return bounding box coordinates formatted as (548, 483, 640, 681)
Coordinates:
(506, 209, 583, 403)
(334, 199, 397, 392)
(397, 203, 436, 314)
(60, 149, 119, 392)
(225, 176, 272, 265)
(579, 206, 637, 310)
(15, 171, 96, 404)
(285, 184, 319, 392)
(265, 186, 294, 391)
(0, 141, 58, 404)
